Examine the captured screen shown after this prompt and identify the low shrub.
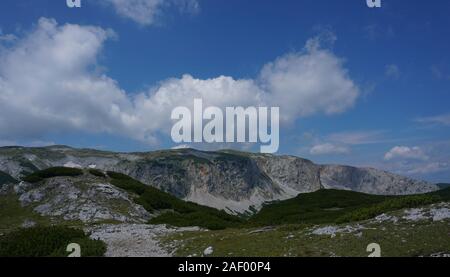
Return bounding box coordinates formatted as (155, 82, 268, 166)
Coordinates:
(0, 226, 106, 257)
(22, 167, 83, 183)
(88, 169, 106, 178)
(336, 194, 441, 223)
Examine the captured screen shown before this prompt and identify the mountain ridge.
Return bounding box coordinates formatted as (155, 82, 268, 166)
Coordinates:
(0, 145, 439, 214)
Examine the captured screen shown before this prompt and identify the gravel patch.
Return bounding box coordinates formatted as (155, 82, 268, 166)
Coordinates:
(87, 224, 201, 257)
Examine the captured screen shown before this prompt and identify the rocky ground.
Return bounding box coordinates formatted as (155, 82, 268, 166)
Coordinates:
(87, 224, 202, 257)
(162, 202, 450, 257)
(5, 176, 151, 224)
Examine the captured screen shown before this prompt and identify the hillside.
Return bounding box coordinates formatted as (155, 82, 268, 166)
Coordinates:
(0, 146, 438, 214)
(0, 171, 17, 186)
(165, 201, 450, 257)
(0, 168, 243, 231)
(437, 183, 450, 189)
(249, 188, 450, 226)
(0, 167, 448, 257)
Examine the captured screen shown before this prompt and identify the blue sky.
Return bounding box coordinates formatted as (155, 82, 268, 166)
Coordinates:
(0, 0, 449, 182)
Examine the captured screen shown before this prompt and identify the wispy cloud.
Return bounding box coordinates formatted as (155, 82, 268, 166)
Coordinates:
(102, 0, 200, 26)
(416, 114, 450, 127)
(327, 130, 386, 145)
(309, 143, 349, 155)
(430, 65, 450, 80)
(385, 64, 400, 79)
(363, 24, 395, 41)
(306, 130, 385, 157)
(0, 28, 17, 43)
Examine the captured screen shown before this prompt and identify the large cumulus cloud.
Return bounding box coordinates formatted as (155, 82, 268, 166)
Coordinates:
(0, 18, 359, 146)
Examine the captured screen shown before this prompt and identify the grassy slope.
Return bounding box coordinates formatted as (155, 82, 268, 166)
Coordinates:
(249, 188, 450, 227)
(0, 194, 50, 233)
(3, 167, 449, 257)
(164, 218, 450, 257)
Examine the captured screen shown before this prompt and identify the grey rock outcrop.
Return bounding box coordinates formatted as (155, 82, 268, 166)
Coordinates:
(11, 174, 151, 224)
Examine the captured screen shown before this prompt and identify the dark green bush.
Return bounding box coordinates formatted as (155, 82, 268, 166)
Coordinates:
(248, 189, 448, 227)
(0, 226, 106, 257)
(249, 189, 389, 226)
(22, 167, 83, 183)
(108, 174, 147, 196)
(88, 169, 106, 178)
(106, 171, 133, 181)
(150, 211, 229, 230)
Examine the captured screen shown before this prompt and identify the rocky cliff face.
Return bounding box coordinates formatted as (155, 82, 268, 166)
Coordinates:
(0, 146, 439, 214)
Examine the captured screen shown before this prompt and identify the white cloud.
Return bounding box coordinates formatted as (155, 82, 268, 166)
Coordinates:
(404, 162, 449, 175)
(103, 0, 199, 26)
(430, 65, 450, 80)
(384, 146, 429, 161)
(379, 141, 450, 179)
(385, 64, 400, 79)
(363, 24, 395, 41)
(0, 18, 140, 141)
(0, 139, 55, 147)
(171, 144, 191, 150)
(431, 65, 443, 79)
(303, 130, 384, 157)
(416, 113, 450, 126)
(0, 18, 359, 147)
(260, 37, 359, 122)
(309, 143, 349, 155)
(327, 130, 385, 145)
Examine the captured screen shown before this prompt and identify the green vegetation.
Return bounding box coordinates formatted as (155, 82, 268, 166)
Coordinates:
(336, 194, 440, 223)
(0, 226, 106, 257)
(107, 171, 243, 230)
(162, 189, 450, 257)
(437, 183, 450, 189)
(249, 190, 388, 226)
(107, 171, 147, 195)
(149, 206, 242, 230)
(10, 166, 450, 232)
(107, 172, 450, 229)
(164, 219, 450, 257)
(88, 168, 106, 178)
(22, 167, 83, 183)
(435, 186, 450, 198)
(0, 194, 50, 233)
(249, 188, 450, 227)
(0, 171, 17, 185)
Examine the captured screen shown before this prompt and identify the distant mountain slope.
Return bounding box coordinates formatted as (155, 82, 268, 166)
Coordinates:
(0, 146, 439, 214)
(2, 167, 447, 233)
(0, 171, 17, 186)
